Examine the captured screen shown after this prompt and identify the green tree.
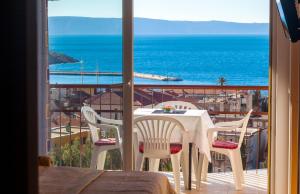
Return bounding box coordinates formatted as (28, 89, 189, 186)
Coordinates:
(252, 90, 261, 112)
(50, 127, 123, 169)
(50, 137, 92, 168)
(103, 127, 122, 169)
(218, 77, 227, 86)
(66, 122, 71, 133)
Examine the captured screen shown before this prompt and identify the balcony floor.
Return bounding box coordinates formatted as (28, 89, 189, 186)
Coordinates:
(161, 169, 267, 194)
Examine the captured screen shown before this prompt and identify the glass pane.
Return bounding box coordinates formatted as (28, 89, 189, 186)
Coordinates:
(48, 0, 123, 85)
(48, 0, 123, 170)
(133, 0, 269, 191)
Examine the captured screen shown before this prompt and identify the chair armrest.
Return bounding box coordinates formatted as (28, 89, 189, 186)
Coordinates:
(96, 123, 119, 130)
(207, 126, 239, 146)
(207, 126, 239, 133)
(108, 119, 123, 126)
(95, 114, 123, 126)
(214, 119, 243, 127)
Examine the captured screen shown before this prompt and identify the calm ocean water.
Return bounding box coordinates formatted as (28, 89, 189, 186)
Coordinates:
(49, 35, 269, 85)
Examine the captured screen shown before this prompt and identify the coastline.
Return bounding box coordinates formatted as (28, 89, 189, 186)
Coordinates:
(50, 74, 268, 86)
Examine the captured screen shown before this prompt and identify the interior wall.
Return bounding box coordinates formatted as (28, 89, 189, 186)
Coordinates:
(270, 1, 300, 194)
(290, 41, 300, 194)
(6, 0, 39, 193)
(290, 3, 300, 194)
(296, 3, 300, 194)
(272, 9, 290, 193)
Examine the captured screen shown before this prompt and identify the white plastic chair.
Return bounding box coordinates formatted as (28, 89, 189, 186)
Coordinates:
(81, 105, 123, 170)
(155, 100, 198, 110)
(155, 100, 203, 189)
(156, 101, 202, 188)
(202, 109, 253, 190)
(134, 116, 187, 193)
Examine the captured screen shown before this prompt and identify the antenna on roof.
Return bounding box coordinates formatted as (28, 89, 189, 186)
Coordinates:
(80, 57, 83, 85)
(96, 60, 99, 85)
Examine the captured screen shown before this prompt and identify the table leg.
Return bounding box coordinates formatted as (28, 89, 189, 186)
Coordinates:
(188, 143, 192, 190)
(145, 158, 149, 171)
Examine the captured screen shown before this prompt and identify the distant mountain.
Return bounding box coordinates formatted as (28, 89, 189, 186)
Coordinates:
(49, 16, 269, 35)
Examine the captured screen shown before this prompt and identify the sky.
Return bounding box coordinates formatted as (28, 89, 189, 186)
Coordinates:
(48, 0, 269, 23)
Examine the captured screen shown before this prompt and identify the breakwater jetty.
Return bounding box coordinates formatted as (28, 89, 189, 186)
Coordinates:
(50, 71, 182, 81)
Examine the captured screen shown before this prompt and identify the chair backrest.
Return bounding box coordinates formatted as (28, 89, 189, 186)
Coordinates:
(81, 106, 99, 143)
(81, 105, 123, 144)
(237, 109, 253, 148)
(134, 116, 186, 157)
(154, 101, 198, 110)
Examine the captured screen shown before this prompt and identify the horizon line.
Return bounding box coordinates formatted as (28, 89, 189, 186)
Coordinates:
(49, 33, 269, 36)
(48, 16, 269, 24)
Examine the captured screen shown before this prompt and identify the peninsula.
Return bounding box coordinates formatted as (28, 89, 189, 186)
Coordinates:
(49, 51, 80, 65)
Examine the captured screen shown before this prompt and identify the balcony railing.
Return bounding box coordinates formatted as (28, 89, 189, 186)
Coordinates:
(49, 84, 268, 172)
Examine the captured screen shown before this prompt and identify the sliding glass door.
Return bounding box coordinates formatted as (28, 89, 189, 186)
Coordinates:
(47, 0, 133, 170)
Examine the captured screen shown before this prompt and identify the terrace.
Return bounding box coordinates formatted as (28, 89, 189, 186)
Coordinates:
(49, 83, 269, 193)
(164, 169, 267, 194)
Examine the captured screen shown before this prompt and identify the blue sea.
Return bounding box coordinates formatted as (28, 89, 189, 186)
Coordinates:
(49, 35, 269, 85)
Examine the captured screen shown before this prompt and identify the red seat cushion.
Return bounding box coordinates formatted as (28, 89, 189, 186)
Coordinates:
(212, 140, 238, 149)
(139, 142, 182, 154)
(94, 138, 116, 146)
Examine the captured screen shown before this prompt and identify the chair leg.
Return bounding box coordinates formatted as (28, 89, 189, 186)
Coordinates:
(149, 158, 160, 172)
(236, 150, 245, 184)
(90, 148, 99, 169)
(229, 152, 243, 190)
(191, 146, 200, 189)
(119, 145, 124, 163)
(97, 150, 107, 170)
(195, 153, 204, 190)
(201, 156, 208, 181)
(135, 153, 144, 171)
(171, 153, 181, 193)
(139, 156, 145, 171)
(181, 150, 189, 189)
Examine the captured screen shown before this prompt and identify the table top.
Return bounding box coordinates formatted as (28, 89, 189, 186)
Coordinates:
(134, 108, 208, 117)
